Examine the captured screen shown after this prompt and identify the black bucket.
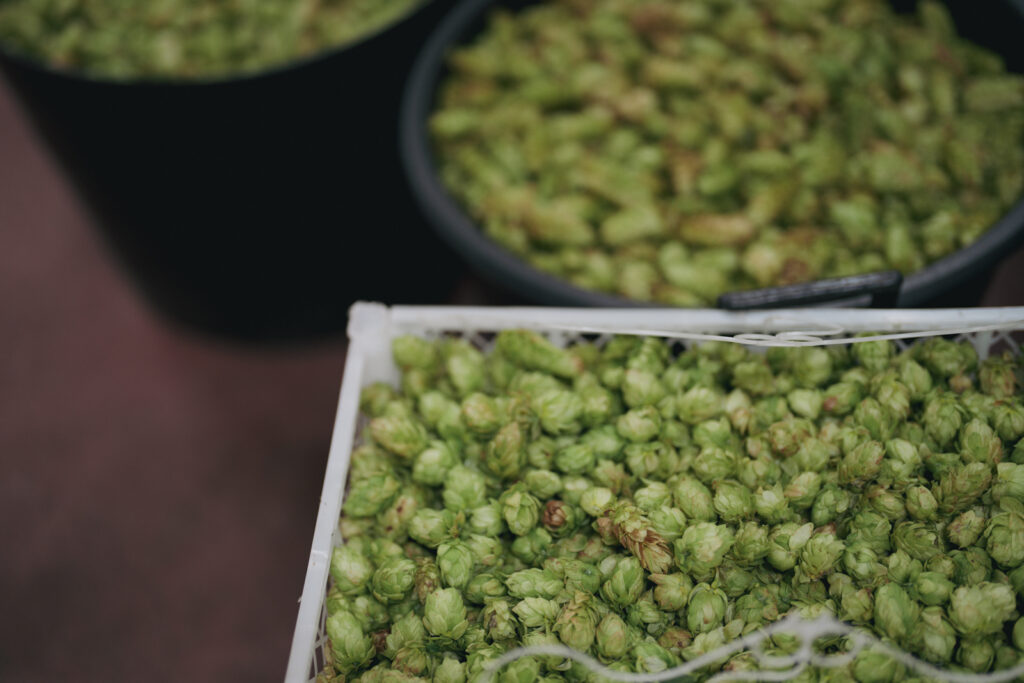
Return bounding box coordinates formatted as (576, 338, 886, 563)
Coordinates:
(1, 0, 461, 342)
(401, 0, 1024, 309)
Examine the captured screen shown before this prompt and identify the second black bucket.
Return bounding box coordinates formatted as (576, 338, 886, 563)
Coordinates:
(0, 0, 460, 342)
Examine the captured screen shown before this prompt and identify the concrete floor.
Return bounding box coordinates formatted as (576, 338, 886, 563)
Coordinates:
(1, 68, 1023, 683)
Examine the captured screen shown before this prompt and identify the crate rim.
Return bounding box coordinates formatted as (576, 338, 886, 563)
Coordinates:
(285, 302, 1024, 683)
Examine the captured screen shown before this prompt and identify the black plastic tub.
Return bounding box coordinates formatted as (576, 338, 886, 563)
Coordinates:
(0, 0, 460, 342)
(401, 0, 1024, 309)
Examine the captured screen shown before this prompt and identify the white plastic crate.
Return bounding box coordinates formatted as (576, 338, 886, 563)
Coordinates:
(285, 303, 1024, 683)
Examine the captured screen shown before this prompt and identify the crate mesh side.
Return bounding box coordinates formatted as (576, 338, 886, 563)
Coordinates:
(306, 326, 1022, 682)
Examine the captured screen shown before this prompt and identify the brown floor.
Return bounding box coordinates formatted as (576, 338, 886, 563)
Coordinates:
(1, 69, 1024, 683)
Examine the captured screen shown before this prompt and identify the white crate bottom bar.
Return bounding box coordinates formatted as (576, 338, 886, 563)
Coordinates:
(285, 303, 1024, 683)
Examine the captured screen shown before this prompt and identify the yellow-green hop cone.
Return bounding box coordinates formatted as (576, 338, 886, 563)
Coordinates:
(496, 330, 583, 380)
(369, 415, 430, 459)
(434, 656, 466, 683)
(505, 568, 562, 600)
(499, 483, 541, 536)
(512, 596, 559, 628)
(422, 588, 468, 641)
(979, 352, 1019, 399)
(984, 510, 1024, 568)
(600, 556, 645, 607)
(949, 582, 1016, 636)
(326, 610, 375, 675)
(330, 545, 374, 597)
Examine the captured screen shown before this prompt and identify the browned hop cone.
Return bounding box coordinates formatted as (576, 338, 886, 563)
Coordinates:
(598, 501, 673, 574)
(543, 500, 569, 530)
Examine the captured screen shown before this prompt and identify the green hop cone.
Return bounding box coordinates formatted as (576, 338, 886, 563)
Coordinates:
(675, 522, 735, 581)
(754, 485, 792, 524)
(1014, 617, 1024, 651)
(506, 568, 562, 599)
(843, 543, 886, 586)
(677, 385, 724, 424)
(499, 483, 541, 536)
(686, 583, 728, 634)
(822, 381, 862, 416)
(648, 507, 688, 542)
(554, 591, 598, 652)
(522, 469, 563, 500)
(948, 582, 1017, 636)
(443, 465, 488, 512)
(628, 591, 672, 637)
(496, 330, 583, 379)
(553, 442, 595, 474)
(785, 471, 823, 510)
(326, 610, 375, 675)
(951, 547, 994, 585)
(579, 486, 616, 517)
(445, 341, 487, 398)
(600, 556, 645, 606)
(959, 417, 1004, 466)
(979, 352, 1018, 399)
(383, 611, 426, 659)
(485, 421, 528, 480)
(910, 605, 957, 664)
(533, 388, 584, 436)
(330, 545, 374, 596)
(512, 596, 560, 628)
(811, 483, 854, 526)
(371, 557, 417, 604)
(412, 440, 458, 486)
(460, 392, 505, 439)
(392, 335, 439, 371)
(992, 401, 1024, 441)
(787, 388, 823, 420)
(408, 508, 455, 548)
(713, 479, 755, 522)
(984, 510, 1024, 568)
(874, 582, 920, 644)
(913, 571, 954, 606)
(672, 475, 716, 521)
(922, 393, 964, 450)
(838, 439, 885, 488)
(467, 500, 506, 537)
(616, 405, 662, 443)
(851, 647, 906, 683)
(343, 473, 401, 518)
(904, 485, 939, 521)
(480, 598, 519, 643)
(956, 638, 995, 673)
(422, 588, 469, 641)
(434, 657, 467, 683)
(650, 572, 693, 612)
(621, 368, 667, 408)
(595, 613, 632, 661)
(935, 462, 992, 513)
(797, 531, 845, 582)
(633, 482, 672, 512)
(840, 587, 874, 624)
(369, 415, 430, 459)
(436, 540, 476, 590)
(892, 521, 942, 562)
(731, 521, 770, 566)
(464, 572, 507, 605)
(766, 522, 813, 572)
(992, 462, 1024, 504)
